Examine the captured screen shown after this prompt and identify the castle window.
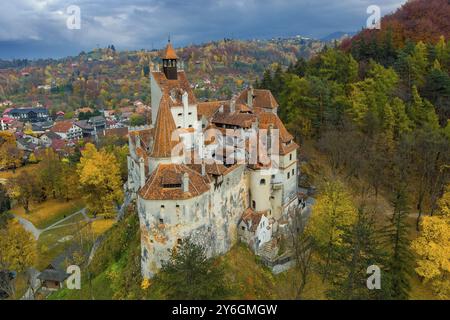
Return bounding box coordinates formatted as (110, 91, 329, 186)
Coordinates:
(289, 153, 292, 161)
(176, 204, 180, 208)
(292, 169, 295, 175)
(188, 124, 193, 128)
(177, 126, 181, 129)
(241, 226, 245, 231)
(287, 172, 290, 179)
(177, 238, 182, 245)
(159, 218, 164, 224)
(161, 205, 165, 209)
(252, 200, 256, 209)
(260, 179, 266, 185)
(178, 113, 182, 116)
(188, 112, 192, 115)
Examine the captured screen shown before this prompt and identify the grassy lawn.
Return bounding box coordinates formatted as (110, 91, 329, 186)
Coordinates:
(0, 164, 39, 180)
(36, 223, 85, 270)
(11, 199, 85, 229)
(90, 219, 116, 237)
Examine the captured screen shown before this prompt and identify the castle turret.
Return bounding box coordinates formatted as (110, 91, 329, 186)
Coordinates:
(161, 41, 178, 80)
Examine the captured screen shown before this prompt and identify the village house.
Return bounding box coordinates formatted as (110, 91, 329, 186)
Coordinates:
(127, 41, 301, 279)
(4, 107, 50, 123)
(40, 131, 62, 147)
(50, 121, 83, 140)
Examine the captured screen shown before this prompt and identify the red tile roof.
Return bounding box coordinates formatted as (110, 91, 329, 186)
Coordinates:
(139, 163, 210, 200)
(150, 94, 179, 158)
(151, 71, 197, 106)
(161, 42, 178, 60)
(50, 121, 76, 133)
(237, 88, 279, 110)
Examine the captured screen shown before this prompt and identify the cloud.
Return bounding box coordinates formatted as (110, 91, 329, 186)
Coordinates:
(0, 0, 406, 58)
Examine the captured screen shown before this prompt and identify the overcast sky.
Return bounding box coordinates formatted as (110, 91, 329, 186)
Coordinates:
(0, 0, 406, 59)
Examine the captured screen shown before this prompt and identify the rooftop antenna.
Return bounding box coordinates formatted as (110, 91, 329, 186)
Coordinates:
(168, 34, 171, 43)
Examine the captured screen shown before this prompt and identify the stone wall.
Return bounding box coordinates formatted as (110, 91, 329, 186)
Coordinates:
(137, 164, 248, 278)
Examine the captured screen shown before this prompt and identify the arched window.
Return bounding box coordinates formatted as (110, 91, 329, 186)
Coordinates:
(260, 179, 266, 185)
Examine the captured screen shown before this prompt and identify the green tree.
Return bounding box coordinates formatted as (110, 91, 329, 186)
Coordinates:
(155, 239, 229, 300)
(385, 188, 413, 300)
(328, 207, 391, 300)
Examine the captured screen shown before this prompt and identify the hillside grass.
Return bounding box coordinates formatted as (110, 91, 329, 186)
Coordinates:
(12, 199, 84, 229)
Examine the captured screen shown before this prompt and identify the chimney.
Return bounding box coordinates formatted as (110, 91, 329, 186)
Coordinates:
(247, 85, 254, 108)
(136, 134, 141, 148)
(182, 173, 189, 192)
(230, 98, 236, 113)
(201, 162, 206, 176)
(182, 91, 189, 127)
(139, 157, 146, 188)
(267, 124, 273, 154)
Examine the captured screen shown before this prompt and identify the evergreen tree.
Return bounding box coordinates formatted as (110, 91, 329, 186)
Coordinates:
(328, 207, 391, 300)
(385, 188, 413, 300)
(155, 239, 229, 300)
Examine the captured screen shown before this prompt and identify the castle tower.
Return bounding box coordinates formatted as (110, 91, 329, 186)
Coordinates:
(161, 40, 178, 80)
(148, 93, 183, 173)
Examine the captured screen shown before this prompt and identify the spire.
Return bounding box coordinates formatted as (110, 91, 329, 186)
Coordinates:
(161, 41, 178, 60)
(150, 94, 179, 158)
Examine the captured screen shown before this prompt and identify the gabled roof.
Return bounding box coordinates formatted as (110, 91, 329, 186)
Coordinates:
(161, 42, 178, 60)
(139, 163, 210, 200)
(241, 208, 267, 232)
(255, 110, 299, 155)
(50, 121, 77, 133)
(211, 111, 256, 129)
(197, 101, 227, 120)
(150, 94, 179, 158)
(42, 131, 61, 141)
(151, 71, 197, 106)
(37, 268, 69, 282)
(237, 88, 279, 110)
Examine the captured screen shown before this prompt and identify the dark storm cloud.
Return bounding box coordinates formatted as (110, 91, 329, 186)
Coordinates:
(0, 0, 406, 59)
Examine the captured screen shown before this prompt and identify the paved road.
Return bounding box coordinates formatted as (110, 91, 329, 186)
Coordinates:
(14, 216, 41, 240)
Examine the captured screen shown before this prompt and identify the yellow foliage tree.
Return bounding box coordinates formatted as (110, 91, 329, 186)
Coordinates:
(307, 180, 357, 278)
(77, 143, 123, 217)
(0, 220, 37, 272)
(411, 185, 450, 299)
(0, 131, 23, 170)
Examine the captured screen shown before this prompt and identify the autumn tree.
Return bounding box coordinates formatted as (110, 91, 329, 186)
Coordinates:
(0, 219, 37, 272)
(307, 180, 357, 280)
(287, 208, 313, 299)
(411, 185, 450, 299)
(7, 171, 40, 214)
(0, 131, 23, 171)
(77, 143, 123, 217)
(0, 184, 11, 228)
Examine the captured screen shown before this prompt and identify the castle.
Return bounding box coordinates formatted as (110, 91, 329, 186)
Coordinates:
(127, 42, 300, 278)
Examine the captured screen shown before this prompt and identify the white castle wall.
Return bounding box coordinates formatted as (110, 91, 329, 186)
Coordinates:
(137, 165, 248, 278)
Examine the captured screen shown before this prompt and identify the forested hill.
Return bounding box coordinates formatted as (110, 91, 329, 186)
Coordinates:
(342, 0, 450, 52)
